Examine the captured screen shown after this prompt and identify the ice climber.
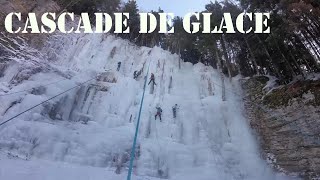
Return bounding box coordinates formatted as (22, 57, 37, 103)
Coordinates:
(133, 71, 137, 79)
(155, 106, 163, 121)
(117, 62, 121, 71)
(148, 73, 157, 85)
(172, 104, 179, 118)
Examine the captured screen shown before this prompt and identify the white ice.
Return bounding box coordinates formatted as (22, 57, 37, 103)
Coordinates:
(0, 34, 296, 180)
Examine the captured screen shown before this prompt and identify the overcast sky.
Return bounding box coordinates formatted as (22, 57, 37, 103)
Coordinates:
(135, 0, 212, 16)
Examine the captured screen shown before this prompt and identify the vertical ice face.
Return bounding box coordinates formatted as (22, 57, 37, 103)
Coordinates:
(0, 33, 295, 180)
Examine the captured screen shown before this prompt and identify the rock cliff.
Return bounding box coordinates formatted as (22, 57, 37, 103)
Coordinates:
(242, 76, 320, 179)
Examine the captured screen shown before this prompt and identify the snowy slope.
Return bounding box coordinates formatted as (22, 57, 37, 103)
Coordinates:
(0, 34, 295, 180)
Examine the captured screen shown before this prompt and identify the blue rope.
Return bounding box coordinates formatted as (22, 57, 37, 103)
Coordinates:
(127, 61, 151, 180)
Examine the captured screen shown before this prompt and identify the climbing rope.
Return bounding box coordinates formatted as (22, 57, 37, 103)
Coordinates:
(127, 61, 151, 180)
(0, 77, 96, 127)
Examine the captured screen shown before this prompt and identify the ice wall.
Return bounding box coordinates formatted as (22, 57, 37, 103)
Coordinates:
(0, 33, 295, 180)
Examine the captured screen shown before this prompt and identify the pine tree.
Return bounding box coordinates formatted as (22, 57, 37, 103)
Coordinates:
(120, 0, 140, 42)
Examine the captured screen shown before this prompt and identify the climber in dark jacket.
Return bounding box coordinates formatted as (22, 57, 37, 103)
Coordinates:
(133, 71, 137, 79)
(117, 62, 121, 71)
(172, 104, 179, 118)
(155, 106, 163, 121)
(148, 73, 157, 85)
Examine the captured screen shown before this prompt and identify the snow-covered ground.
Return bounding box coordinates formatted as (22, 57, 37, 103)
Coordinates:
(0, 34, 296, 180)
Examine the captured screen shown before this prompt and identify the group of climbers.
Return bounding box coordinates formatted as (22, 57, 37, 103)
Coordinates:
(116, 63, 179, 122)
(148, 73, 179, 122)
(154, 104, 179, 122)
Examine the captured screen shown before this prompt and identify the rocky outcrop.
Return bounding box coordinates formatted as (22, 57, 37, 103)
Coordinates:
(0, 0, 60, 24)
(242, 76, 320, 179)
(10, 66, 43, 85)
(0, 0, 60, 48)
